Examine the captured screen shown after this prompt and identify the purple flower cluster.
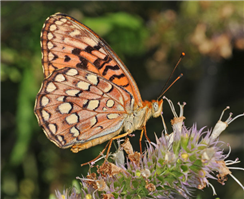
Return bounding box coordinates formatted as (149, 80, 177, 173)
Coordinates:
(55, 98, 244, 199)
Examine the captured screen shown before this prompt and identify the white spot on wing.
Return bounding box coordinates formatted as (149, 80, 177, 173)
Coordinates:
(46, 82, 56, 92)
(83, 37, 97, 47)
(106, 99, 114, 108)
(119, 96, 124, 105)
(87, 100, 99, 110)
(58, 102, 72, 114)
(70, 126, 79, 137)
(77, 81, 90, 90)
(86, 73, 98, 85)
(42, 110, 50, 121)
(66, 114, 78, 124)
(47, 32, 54, 40)
(65, 89, 80, 96)
(55, 20, 64, 25)
(103, 83, 112, 93)
(48, 123, 56, 134)
(55, 74, 66, 82)
(107, 113, 120, 119)
(66, 68, 78, 76)
(48, 52, 54, 60)
(90, 117, 97, 127)
(57, 135, 65, 144)
(69, 29, 81, 37)
(99, 48, 107, 54)
(60, 18, 67, 23)
(49, 24, 57, 31)
(41, 96, 49, 107)
(47, 42, 54, 49)
(57, 96, 65, 102)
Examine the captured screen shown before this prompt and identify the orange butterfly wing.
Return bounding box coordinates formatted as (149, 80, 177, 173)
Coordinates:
(35, 13, 146, 151)
(41, 13, 142, 107)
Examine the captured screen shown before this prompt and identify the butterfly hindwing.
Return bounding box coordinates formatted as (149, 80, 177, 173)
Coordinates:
(34, 67, 133, 148)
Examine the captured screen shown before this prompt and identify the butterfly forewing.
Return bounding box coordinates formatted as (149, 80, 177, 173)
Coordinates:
(41, 13, 142, 106)
(34, 67, 134, 148)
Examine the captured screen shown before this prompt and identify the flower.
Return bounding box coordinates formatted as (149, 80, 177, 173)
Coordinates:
(55, 98, 244, 199)
(55, 187, 80, 199)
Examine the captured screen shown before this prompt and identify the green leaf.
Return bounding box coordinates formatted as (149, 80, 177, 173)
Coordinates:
(10, 68, 37, 165)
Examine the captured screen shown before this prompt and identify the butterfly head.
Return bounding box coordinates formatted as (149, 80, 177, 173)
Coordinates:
(151, 99, 163, 118)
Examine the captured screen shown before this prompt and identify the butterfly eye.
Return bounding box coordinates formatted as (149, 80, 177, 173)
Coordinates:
(153, 102, 159, 112)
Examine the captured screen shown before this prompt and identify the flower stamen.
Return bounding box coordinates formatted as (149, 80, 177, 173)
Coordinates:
(225, 158, 240, 165)
(211, 107, 244, 140)
(229, 173, 244, 190)
(208, 182, 217, 196)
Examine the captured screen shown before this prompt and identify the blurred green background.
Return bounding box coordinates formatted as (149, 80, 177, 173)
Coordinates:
(1, 1, 244, 199)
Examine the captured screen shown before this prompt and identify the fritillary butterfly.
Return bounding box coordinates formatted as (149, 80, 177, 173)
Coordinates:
(34, 13, 163, 155)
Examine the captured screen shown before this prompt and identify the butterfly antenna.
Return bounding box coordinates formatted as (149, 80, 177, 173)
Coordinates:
(157, 73, 183, 100)
(157, 52, 185, 100)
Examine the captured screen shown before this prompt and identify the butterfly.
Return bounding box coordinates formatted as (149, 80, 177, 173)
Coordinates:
(34, 13, 163, 156)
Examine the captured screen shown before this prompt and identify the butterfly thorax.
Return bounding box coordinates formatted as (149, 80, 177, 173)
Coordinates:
(124, 99, 163, 133)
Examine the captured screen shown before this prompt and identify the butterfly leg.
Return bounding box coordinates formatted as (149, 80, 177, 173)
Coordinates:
(139, 126, 151, 154)
(81, 131, 132, 167)
(143, 126, 151, 143)
(105, 131, 134, 160)
(139, 128, 144, 154)
(81, 141, 111, 167)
